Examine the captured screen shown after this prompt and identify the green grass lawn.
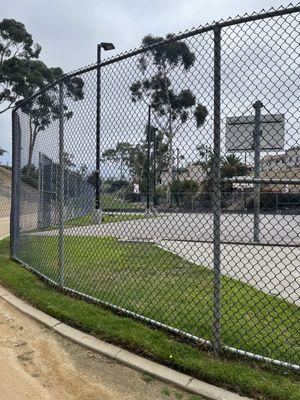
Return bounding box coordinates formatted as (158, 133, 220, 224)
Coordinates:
(40, 192, 146, 231)
(37, 211, 148, 232)
(14, 234, 300, 367)
(38, 193, 145, 231)
(102, 194, 142, 210)
(0, 237, 299, 400)
(63, 212, 146, 229)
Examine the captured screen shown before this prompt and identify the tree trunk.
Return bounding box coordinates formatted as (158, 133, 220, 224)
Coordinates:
(27, 121, 37, 176)
(27, 140, 33, 176)
(27, 118, 34, 176)
(161, 64, 174, 205)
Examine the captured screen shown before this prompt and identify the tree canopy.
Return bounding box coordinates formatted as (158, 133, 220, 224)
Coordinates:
(0, 146, 7, 157)
(130, 34, 208, 195)
(103, 35, 209, 195)
(130, 34, 208, 134)
(0, 18, 85, 174)
(0, 18, 42, 113)
(102, 123, 170, 193)
(16, 66, 84, 175)
(202, 153, 248, 193)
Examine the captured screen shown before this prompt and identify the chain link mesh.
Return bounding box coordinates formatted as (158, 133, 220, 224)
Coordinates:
(0, 182, 10, 218)
(11, 4, 300, 369)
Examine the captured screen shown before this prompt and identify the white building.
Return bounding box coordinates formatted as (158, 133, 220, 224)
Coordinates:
(285, 147, 300, 168)
(261, 154, 285, 169)
(159, 164, 206, 187)
(261, 147, 300, 193)
(261, 147, 300, 170)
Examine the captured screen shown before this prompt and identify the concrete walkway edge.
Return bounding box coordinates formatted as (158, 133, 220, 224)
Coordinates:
(0, 285, 252, 400)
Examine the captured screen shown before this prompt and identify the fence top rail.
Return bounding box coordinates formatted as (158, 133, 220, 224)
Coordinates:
(223, 177, 300, 185)
(12, 3, 300, 112)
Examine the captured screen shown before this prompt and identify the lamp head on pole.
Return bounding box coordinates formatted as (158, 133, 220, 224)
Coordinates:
(100, 42, 115, 51)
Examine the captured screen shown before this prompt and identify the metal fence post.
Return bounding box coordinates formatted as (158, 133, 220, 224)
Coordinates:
(153, 127, 157, 209)
(58, 81, 65, 287)
(37, 152, 42, 229)
(146, 104, 151, 213)
(253, 100, 263, 242)
(95, 44, 102, 223)
(212, 25, 222, 354)
(10, 110, 16, 257)
(10, 110, 21, 258)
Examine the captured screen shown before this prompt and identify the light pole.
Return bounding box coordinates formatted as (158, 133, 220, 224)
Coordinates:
(146, 105, 151, 213)
(152, 127, 157, 209)
(147, 104, 158, 212)
(94, 42, 115, 223)
(253, 100, 263, 242)
(176, 148, 180, 179)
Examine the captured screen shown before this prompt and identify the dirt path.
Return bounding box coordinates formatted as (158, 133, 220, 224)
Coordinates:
(0, 298, 198, 400)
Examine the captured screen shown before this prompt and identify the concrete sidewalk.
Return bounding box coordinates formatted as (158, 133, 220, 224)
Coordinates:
(158, 240, 300, 305)
(33, 212, 300, 246)
(0, 217, 10, 238)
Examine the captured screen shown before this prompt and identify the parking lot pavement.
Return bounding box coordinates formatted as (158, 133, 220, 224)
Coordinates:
(53, 212, 299, 246)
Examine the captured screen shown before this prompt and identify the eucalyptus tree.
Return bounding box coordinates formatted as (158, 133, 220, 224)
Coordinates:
(130, 34, 208, 189)
(0, 147, 7, 157)
(0, 18, 41, 114)
(0, 19, 84, 175)
(19, 69, 84, 175)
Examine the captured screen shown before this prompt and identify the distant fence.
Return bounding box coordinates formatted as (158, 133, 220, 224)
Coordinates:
(108, 190, 300, 214)
(0, 184, 11, 218)
(38, 153, 95, 228)
(11, 4, 300, 370)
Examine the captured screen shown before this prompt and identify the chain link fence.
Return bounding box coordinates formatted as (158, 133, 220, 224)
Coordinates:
(11, 4, 300, 370)
(37, 153, 95, 228)
(0, 182, 11, 218)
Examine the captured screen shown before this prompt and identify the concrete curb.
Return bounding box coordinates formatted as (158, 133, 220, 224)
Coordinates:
(0, 285, 252, 400)
(0, 234, 10, 240)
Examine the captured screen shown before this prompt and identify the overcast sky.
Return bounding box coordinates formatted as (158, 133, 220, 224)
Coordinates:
(0, 0, 295, 165)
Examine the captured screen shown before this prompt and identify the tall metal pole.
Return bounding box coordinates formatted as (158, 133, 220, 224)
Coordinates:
(95, 44, 102, 223)
(153, 126, 157, 208)
(243, 152, 247, 211)
(176, 148, 180, 179)
(212, 25, 222, 354)
(253, 100, 263, 242)
(10, 110, 21, 258)
(146, 104, 151, 212)
(37, 152, 42, 229)
(58, 81, 65, 287)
